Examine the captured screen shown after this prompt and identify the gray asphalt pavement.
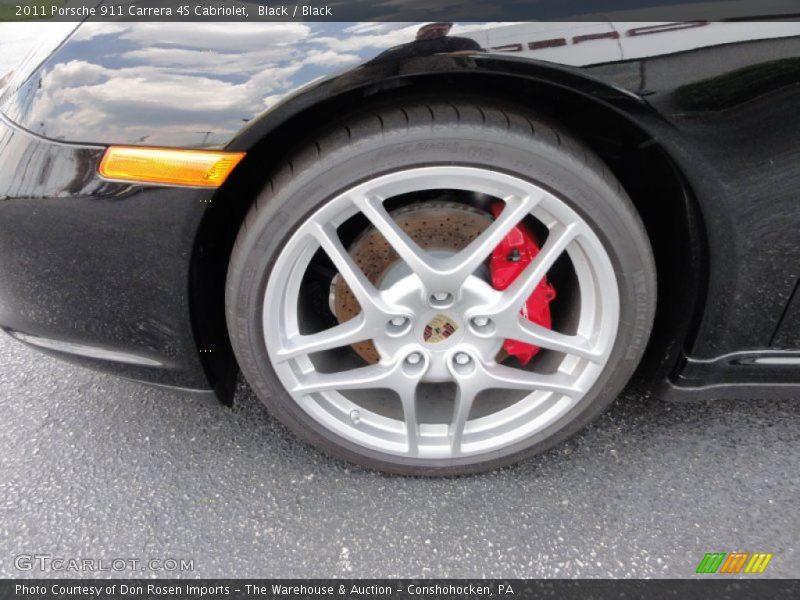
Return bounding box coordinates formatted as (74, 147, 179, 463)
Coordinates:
(1, 332, 798, 578)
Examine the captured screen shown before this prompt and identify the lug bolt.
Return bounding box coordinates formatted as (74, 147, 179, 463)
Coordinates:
(390, 316, 408, 327)
(471, 316, 490, 328)
(432, 291, 449, 301)
(454, 352, 472, 366)
(406, 352, 423, 365)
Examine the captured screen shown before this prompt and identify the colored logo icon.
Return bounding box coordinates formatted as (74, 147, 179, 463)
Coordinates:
(696, 552, 773, 574)
(423, 314, 458, 344)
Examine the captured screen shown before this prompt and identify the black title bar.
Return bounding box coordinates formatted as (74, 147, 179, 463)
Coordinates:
(4, 579, 800, 600)
(3, 0, 800, 22)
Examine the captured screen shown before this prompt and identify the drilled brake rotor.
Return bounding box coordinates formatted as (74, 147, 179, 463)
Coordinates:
(331, 201, 494, 364)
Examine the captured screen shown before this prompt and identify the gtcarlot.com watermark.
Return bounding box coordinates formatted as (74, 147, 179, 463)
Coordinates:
(14, 554, 194, 573)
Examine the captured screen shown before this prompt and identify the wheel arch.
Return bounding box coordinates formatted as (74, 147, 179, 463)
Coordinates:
(191, 56, 708, 403)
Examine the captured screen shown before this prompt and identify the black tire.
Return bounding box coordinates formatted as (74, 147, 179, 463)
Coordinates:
(225, 98, 656, 476)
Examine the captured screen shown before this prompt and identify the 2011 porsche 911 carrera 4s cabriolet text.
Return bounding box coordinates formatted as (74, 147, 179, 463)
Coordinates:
(1, 12, 799, 474)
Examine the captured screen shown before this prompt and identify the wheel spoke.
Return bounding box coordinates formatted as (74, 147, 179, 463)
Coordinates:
(292, 362, 401, 394)
(275, 315, 371, 362)
(513, 319, 605, 363)
(450, 385, 477, 454)
(294, 358, 423, 455)
(399, 388, 420, 455)
(447, 357, 578, 453)
(474, 361, 581, 398)
(350, 193, 439, 286)
(496, 223, 578, 314)
(311, 222, 383, 314)
(441, 194, 540, 282)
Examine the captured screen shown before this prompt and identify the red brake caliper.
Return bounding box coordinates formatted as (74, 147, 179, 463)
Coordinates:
(489, 202, 557, 365)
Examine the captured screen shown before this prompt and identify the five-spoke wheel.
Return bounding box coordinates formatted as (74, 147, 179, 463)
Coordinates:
(263, 166, 618, 459)
(226, 99, 656, 474)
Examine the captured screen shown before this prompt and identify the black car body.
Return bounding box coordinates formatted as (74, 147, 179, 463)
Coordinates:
(1, 10, 799, 472)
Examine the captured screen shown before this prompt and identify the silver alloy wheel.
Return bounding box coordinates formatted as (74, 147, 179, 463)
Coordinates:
(263, 166, 620, 459)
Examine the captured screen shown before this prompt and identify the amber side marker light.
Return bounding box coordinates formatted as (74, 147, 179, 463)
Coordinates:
(99, 146, 245, 188)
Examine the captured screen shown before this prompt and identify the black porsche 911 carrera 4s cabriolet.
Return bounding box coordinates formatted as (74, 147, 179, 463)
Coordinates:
(1, 10, 799, 474)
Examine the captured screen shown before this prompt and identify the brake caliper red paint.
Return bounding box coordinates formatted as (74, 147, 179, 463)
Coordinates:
(489, 203, 556, 365)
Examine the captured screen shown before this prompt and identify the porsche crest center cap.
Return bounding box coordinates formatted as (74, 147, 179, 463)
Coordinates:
(423, 314, 459, 344)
